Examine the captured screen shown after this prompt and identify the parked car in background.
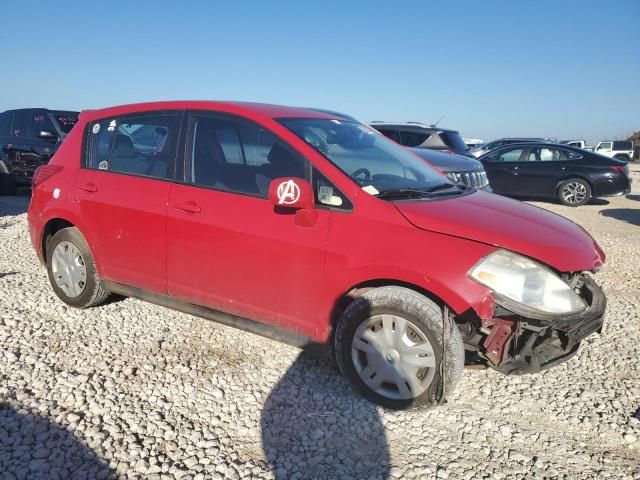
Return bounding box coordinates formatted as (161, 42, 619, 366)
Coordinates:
(28, 101, 607, 409)
(478, 142, 631, 206)
(560, 139, 593, 152)
(409, 148, 491, 191)
(464, 138, 484, 149)
(370, 122, 473, 157)
(0, 108, 78, 194)
(594, 140, 634, 162)
(470, 138, 549, 158)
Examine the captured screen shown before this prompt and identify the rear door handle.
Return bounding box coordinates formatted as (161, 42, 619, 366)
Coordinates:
(174, 201, 201, 214)
(78, 182, 98, 193)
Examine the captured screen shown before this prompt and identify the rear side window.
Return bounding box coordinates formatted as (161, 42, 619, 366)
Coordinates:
(53, 111, 78, 134)
(85, 112, 180, 180)
(613, 141, 632, 151)
(31, 112, 56, 136)
(189, 114, 309, 197)
(528, 147, 580, 161)
(400, 131, 430, 147)
(0, 112, 12, 137)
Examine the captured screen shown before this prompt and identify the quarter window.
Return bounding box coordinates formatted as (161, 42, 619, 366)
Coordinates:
(189, 114, 309, 197)
(312, 168, 352, 210)
(400, 131, 430, 147)
(85, 112, 180, 180)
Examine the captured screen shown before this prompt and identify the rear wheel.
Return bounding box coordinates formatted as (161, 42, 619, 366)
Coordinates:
(334, 286, 464, 409)
(558, 178, 591, 207)
(46, 227, 110, 308)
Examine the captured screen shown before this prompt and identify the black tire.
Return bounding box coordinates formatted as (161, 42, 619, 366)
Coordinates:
(334, 286, 465, 410)
(557, 178, 592, 207)
(46, 227, 110, 308)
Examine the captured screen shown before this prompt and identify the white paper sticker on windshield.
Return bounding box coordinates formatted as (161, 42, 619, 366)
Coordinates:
(362, 185, 379, 195)
(92, 124, 100, 134)
(107, 120, 117, 132)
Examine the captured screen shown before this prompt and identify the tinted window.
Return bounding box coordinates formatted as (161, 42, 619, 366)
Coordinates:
(527, 147, 575, 162)
(86, 112, 180, 179)
(280, 118, 453, 193)
(53, 111, 78, 134)
(0, 112, 12, 137)
(31, 112, 56, 136)
(375, 129, 401, 143)
(400, 131, 430, 147)
(489, 148, 524, 162)
(189, 114, 309, 197)
(11, 111, 30, 138)
(440, 131, 469, 152)
(613, 141, 632, 151)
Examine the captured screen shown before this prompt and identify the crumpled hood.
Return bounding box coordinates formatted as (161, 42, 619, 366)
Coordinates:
(395, 190, 605, 272)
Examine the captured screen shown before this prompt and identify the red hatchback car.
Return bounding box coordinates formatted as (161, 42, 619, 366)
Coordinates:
(28, 101, 606, 409)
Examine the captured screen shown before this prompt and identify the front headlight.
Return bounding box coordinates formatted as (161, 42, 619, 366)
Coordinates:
(469, 250, 587, 315)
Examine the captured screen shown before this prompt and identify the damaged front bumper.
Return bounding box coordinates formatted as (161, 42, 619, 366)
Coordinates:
(475, 276, 606, 375)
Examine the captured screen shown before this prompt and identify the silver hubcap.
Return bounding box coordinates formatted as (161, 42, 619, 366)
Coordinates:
(561, 182, 587, 204)
(51, 241, 87, 298)
(351, 314, 436, 400)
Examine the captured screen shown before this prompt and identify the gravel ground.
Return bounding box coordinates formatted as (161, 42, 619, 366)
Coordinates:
(1, 165, 639, 480)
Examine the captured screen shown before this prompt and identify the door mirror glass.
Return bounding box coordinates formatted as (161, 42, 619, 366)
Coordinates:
(268, 177, 315, 210)
(38, 130, 58, 141)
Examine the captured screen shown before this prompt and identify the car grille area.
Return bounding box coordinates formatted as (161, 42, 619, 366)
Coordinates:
(447, 170, 489, 189)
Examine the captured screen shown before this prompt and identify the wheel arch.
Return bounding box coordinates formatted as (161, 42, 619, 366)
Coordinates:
(41, 218, 76, 263)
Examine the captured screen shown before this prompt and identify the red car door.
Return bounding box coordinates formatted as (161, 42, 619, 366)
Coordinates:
(74, 111, 182, 294)
(166, 112, 330, 338)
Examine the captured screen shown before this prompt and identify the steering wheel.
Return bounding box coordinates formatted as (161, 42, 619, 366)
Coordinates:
(351, 168, 371, 180)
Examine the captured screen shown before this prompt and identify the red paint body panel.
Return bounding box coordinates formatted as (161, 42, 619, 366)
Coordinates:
(395, 191, 605, 272)
(27, 100, 607, 345)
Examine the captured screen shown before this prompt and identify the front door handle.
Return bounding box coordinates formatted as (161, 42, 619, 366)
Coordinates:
(78, 182, 97, 193)
(174, 201, 201, 214)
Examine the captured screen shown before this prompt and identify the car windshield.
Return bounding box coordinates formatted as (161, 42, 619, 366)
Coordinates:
(53, 111, 79, 134)
(279, 118, 458, 195)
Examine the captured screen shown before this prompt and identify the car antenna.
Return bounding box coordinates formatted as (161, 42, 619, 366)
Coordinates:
(431, 115, 445, 128)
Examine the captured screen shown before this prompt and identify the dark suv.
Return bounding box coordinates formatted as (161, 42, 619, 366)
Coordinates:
(0, 108, 78, 194)
(370, 122, 472, 157)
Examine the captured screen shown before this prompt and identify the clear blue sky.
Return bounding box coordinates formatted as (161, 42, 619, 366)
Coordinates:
(1, 0, 638, 143)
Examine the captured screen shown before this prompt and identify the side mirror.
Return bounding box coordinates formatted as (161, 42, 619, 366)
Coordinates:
(268, 177, 315, 210)
(38, 130, 58, 141)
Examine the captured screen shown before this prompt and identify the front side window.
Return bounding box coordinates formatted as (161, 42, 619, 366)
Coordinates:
(279, 118, 456, 194)
(31, 112, 56, 136)
(189, 114, 309, 197)
(488, 148, 524, 162)
(0, 112, 12, 137)
(11, 111, 30, 138)
(85, 112, 180, 180)
(598, 142, 612, 150)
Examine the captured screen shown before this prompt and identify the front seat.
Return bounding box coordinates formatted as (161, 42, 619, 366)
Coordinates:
(255, 142, 305, 195)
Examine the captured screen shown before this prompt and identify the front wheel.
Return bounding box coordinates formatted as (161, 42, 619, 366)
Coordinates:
(334, 286, 465, 409)
(46, 227, 110, 308)
(558, 178, 591, 207)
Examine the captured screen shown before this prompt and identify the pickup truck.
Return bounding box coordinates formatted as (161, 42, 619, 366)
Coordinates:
(560, 140, 594, 152)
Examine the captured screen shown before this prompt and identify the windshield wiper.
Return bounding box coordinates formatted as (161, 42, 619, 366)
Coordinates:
(376, 183, 463, 199)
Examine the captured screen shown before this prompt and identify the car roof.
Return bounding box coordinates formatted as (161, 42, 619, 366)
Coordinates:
(78, 101, 341, 123)
(488, 142, 584, 152)
(369, 123, 459, 134)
